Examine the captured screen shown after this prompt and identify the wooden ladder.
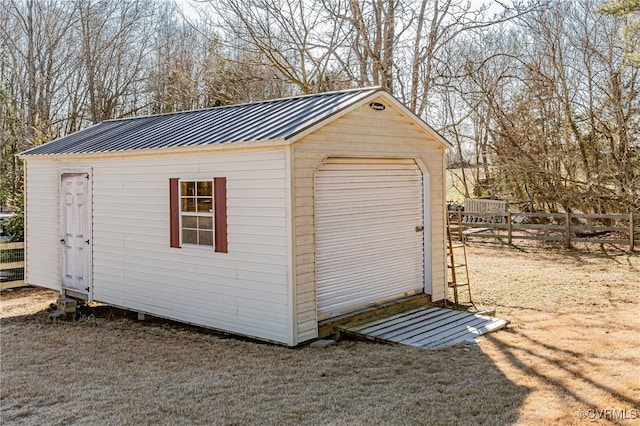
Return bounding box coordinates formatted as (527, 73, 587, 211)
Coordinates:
(446, 210, 476, 310)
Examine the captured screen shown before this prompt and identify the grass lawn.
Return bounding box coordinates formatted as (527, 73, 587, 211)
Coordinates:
(1, 242, 638, 425)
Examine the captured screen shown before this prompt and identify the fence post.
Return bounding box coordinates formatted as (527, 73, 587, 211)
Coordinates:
(631, 212, 635, 252)
(565, 209, 572, 249)
(507, 212, 512, 245)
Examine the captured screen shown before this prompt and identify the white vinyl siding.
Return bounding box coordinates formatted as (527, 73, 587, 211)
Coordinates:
(314, 159, 425, 320)
(93, 150, 290, 343)
(25, 148, 293, 345)
(292, 96, 447, 342)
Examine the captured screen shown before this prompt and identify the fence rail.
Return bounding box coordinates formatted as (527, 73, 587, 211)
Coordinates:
(453, 211, 638, 250)
(1, 241, 26, 289)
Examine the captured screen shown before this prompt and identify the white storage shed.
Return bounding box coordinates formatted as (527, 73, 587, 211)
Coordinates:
(19, 87, 451, 346)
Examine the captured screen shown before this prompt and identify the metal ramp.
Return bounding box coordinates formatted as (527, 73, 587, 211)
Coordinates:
(336, 306, 509, 349)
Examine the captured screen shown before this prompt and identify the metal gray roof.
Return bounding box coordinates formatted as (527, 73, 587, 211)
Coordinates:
(21, 87, 383, 156)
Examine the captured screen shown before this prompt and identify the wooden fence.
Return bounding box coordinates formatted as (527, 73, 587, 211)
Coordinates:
(453, 211, 638, 250)
(1, 241, 26, 289)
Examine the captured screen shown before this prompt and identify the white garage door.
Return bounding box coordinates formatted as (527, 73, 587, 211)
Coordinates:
(315, 158, 425, 320)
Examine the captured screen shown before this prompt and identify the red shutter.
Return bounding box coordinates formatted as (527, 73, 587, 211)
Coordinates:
(214, 177, 228, 253)
(169, 178, 181, 248)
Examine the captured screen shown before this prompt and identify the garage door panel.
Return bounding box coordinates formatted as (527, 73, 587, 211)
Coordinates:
(316, 198, 422, 212)
(316, 264, 424, 291)
(317, 219, 420, 237)
(315, 158, 425, 319)
(315, 202, 422, 219)
(316, 193, 422, 206)
(319, 279, 424, 303)
(316, 210, 421, 222)
(315, 177, 422, 188)
(316, 236, 422, 260)
(316, 252, 423, 275)
(316, 165, 422, 173)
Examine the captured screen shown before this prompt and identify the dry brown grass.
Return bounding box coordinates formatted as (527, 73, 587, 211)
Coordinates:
(468, 240, 640, 425)
(1, 242, 639, 425)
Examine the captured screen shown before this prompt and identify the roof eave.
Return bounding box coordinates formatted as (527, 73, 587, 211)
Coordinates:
(17, 121, 105, 157)
(18, 137, 289, 160)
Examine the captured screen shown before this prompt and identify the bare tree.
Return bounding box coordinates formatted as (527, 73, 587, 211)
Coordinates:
(0, 0, 80, 205)
(479, 0, 639, 213)
(205, 0, 351, 95)
(78, 0, 154, 123)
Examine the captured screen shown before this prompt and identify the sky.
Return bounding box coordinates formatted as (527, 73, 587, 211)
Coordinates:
(173, 0, 513, 21)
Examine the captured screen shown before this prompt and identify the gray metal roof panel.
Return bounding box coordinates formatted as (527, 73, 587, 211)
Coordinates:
(21, 87, 381, 156)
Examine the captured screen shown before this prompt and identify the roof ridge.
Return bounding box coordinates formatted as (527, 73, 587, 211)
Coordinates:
(104, 86, 383, 123)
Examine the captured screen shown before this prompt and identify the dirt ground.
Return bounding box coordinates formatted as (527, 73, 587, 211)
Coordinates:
(1, 242, 639, 425)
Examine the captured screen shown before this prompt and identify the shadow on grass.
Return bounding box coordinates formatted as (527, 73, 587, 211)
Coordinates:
(484, 329, 639, 425)
(2, 299, 533, 425)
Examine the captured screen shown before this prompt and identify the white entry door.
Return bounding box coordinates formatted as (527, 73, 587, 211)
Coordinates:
(60, 173, 91, 295)
(315, 158, 426, 320)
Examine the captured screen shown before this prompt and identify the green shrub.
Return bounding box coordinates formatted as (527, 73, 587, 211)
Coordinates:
(4, 192, 24, 242)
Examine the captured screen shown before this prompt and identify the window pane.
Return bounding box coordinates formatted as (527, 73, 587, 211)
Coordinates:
(182, 197, 196, 212)
(198, 216, 213, 229)
(180, 180, 214, 246)
(197, 181, 212, 197)
(182, 181, 196, 197)
(199, 230, 213, 246)
(182, 229, 197, 244)
(197, 197, 213, 212)
(182, 216, 197, 228)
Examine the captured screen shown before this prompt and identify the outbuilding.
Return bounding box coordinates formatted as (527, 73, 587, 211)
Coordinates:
(19, 87, 450, 346)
